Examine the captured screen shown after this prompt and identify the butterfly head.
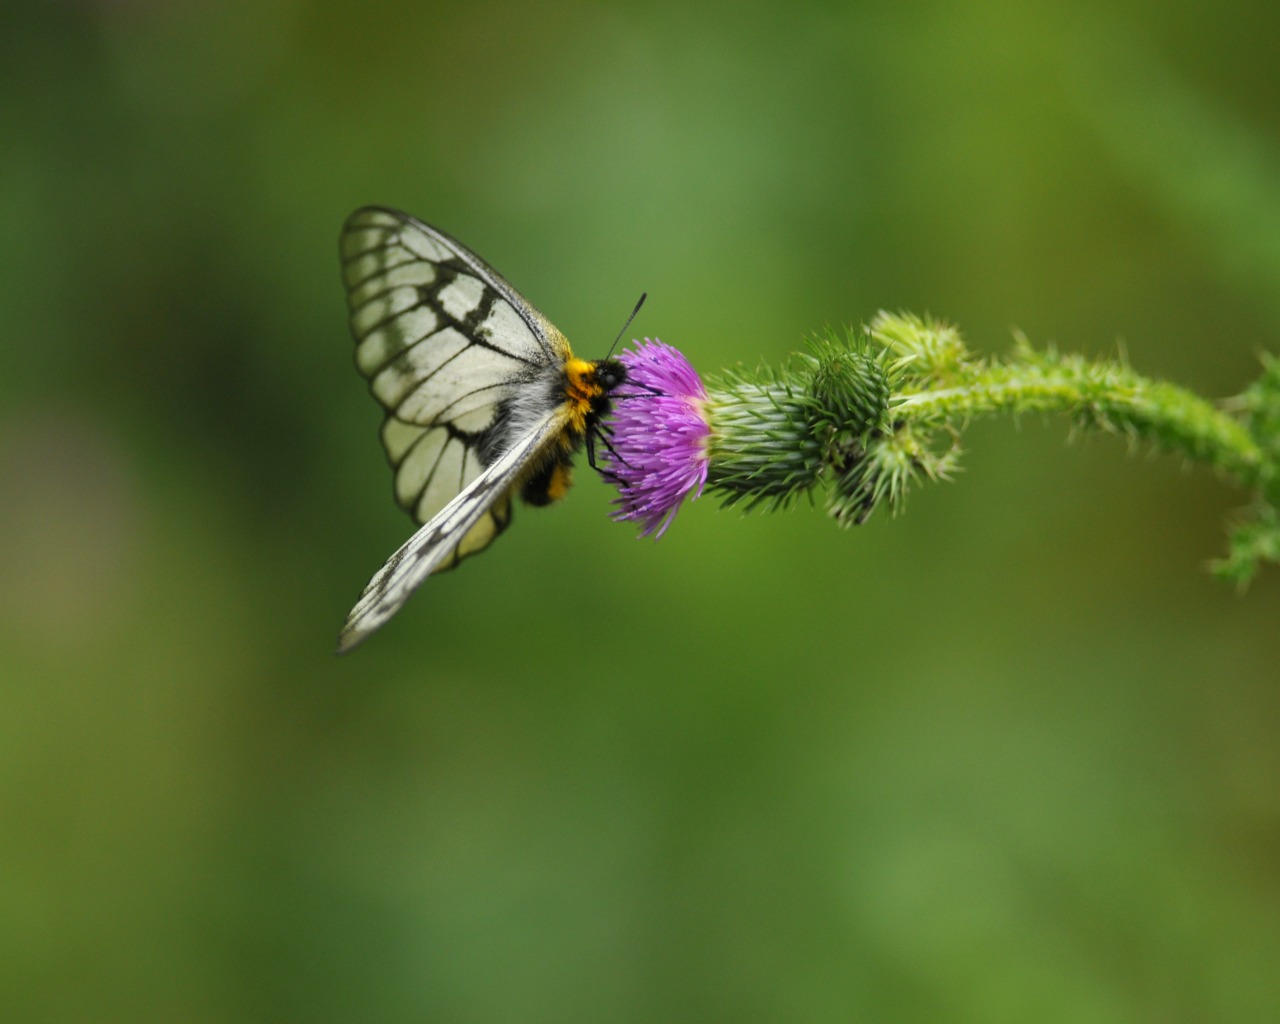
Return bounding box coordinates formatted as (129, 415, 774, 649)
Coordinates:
(594, 357, 628, 395)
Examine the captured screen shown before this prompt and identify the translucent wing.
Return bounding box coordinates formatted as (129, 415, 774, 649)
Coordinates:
(337, 407, 571, 653)
(340, 206, 572, 561)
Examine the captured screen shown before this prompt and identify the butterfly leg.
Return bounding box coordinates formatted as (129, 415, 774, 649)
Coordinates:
(587, 424, 633, 480)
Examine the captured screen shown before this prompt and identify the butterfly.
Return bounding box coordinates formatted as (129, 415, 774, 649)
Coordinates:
(337, 206, 639, 652)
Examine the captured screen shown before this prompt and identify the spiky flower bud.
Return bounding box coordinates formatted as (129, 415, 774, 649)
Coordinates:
(868, 309, 971, 381)
(700, 374, 825, 511)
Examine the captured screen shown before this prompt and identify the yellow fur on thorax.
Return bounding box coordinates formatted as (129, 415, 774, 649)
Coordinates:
(561, 357, 605, 439)
(530, 357, 606, 504)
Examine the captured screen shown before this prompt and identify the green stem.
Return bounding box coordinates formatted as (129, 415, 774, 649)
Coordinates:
(894, 361, 1271, 494)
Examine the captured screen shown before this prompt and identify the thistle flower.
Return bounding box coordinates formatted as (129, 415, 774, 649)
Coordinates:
(603, 333, 894, 535)
(603, 339, 711, 537)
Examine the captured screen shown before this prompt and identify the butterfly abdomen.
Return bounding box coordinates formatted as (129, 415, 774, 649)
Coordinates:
(520, 455, 575, 505)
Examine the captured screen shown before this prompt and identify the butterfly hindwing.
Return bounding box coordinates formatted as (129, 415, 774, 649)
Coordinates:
(341, 207, 573, 565)
(337, 405, 570, 652)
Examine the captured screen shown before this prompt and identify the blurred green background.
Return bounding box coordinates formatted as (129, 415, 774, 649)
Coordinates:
(3, 0, 1279, 1020)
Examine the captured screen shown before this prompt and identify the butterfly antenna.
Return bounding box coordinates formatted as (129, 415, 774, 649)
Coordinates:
(606, 292, 647, 359)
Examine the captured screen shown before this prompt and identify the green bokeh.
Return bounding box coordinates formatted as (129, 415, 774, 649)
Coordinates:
(3, 1, 1278, 1020)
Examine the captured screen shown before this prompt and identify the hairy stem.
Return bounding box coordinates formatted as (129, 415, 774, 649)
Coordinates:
(894, 362, 1270, 493)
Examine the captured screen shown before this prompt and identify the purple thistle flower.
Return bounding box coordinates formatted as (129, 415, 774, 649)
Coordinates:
(603, 339, 710, 537)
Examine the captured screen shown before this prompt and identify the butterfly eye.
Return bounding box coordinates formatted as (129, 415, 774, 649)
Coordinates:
(599, 361, 627, 390)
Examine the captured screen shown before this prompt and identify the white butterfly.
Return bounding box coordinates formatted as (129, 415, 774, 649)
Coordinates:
(338, 207, 633, 652)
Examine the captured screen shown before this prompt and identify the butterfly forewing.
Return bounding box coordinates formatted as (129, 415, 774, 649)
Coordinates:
(340, 207, 571, 566)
